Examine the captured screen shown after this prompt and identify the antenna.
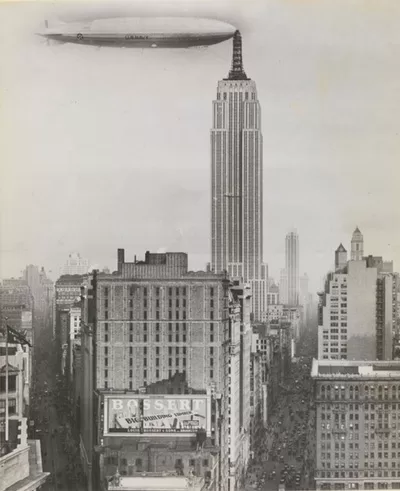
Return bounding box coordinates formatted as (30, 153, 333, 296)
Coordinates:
(227, 30, 248, 81)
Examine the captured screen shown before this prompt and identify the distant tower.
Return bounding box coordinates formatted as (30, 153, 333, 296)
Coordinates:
(351, 227, 364, 261)
(285, 230, 300, 306)
(335, 243, 348, 271)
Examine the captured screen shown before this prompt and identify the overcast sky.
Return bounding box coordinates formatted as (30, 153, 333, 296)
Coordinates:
(1, 0, 400, 292)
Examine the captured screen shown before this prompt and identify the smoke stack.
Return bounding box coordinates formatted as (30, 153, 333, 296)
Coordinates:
(117, 249, 125, 272)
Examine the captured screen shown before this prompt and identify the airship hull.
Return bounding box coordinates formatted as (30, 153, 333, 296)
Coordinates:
(40, 17, 236, 48)
(45, 33, 234, 48)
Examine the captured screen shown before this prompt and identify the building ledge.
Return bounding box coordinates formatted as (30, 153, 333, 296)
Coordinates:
(4, 473, 49, 491)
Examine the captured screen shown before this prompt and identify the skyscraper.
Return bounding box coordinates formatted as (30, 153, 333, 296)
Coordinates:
(317, 230, 398, 361)
(285, 229, 299, 306)
(211, 31, 267, 320)
(351, 226, 364, 260)
(62, 252, 89, 276)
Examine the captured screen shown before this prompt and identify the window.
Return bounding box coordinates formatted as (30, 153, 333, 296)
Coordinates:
(143, 287, 147, 296)
(104, 334, 108, 342)
(105, 370, 108, 378)
(8, 399, 16, 415)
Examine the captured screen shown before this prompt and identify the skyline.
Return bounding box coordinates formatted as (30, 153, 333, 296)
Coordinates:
(1, 0, 400, 292)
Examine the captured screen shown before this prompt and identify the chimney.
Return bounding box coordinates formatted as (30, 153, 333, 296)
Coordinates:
(117, 249, 125, 273)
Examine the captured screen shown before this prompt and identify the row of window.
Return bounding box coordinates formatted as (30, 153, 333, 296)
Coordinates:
(103, 333, 195, 343)
(104, 286, 216, 297)
(103, 322, 217, 331)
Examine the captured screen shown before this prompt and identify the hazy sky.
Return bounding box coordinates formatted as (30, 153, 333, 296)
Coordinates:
(1, 0, 400, 292)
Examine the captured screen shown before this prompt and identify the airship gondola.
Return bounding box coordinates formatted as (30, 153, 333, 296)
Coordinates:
(38, 17, 236, 48)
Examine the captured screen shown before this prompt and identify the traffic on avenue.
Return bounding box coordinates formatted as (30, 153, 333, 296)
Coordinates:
(245, 324, 318, 491)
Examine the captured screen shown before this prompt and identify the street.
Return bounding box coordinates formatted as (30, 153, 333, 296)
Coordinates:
(245, 324, 317, 491)
(30, 324, 85, 491)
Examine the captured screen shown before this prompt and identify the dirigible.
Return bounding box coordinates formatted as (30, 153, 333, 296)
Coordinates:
(38, 17, 237, 48)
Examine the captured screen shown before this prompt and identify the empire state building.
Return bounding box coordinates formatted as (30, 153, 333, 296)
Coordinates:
(211, 31, 267, 320)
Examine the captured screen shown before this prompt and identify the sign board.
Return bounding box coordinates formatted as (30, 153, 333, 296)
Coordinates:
(104, 395, 210, 436)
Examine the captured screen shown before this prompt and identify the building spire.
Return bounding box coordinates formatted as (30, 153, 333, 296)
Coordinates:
(228, 30, 248, 81)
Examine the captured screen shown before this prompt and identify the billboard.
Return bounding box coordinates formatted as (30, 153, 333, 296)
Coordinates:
(105, 395, 209, 435)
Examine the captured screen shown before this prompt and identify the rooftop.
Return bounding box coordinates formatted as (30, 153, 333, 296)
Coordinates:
(312, 358, 400, 379)
(336, 243, 347, 253)
(107, 474, 204, 490)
